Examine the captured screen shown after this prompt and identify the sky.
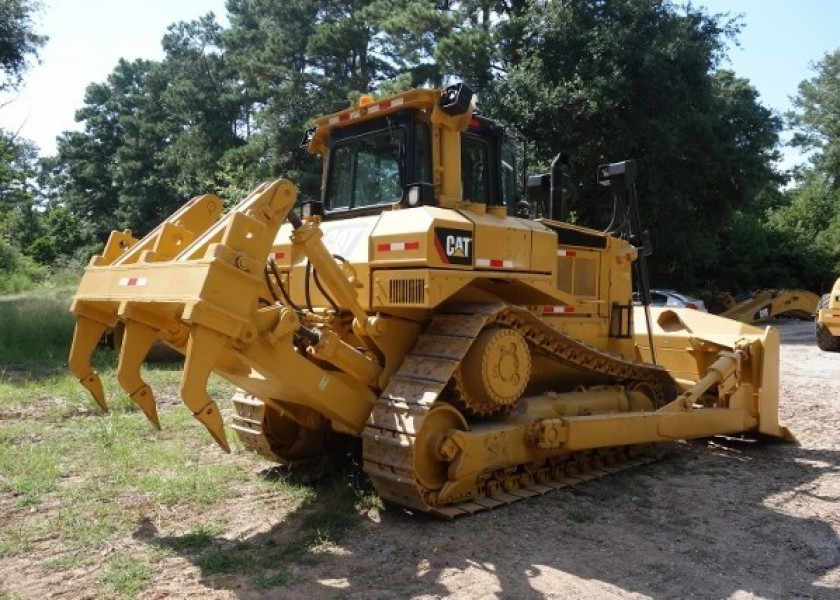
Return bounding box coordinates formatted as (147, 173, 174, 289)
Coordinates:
(1, 0, 839, 165)
(1, 0, 228, 154)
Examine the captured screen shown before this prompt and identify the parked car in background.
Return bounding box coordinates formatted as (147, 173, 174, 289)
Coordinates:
(633, 289, 708, 311)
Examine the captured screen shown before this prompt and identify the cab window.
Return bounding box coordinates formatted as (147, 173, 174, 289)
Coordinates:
(501, 139, 517, 208)
(327, 128, 405, 210)
(461, 137, 487, 204)
(415, 122, 432, 185)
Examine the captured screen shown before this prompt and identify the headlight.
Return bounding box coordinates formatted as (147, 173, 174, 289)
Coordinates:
(407, 186, 421, 207)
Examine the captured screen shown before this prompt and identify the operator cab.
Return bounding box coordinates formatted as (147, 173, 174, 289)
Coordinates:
(305, 86, 519, 220)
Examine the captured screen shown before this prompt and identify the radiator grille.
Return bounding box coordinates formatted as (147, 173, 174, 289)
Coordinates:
(388, 278, 426, 305)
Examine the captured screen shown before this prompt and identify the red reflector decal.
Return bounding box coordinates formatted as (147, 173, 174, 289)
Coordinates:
(118, 277, 148, 287)
(542, 305, 575, 314)
(476, 258, 514, 269)
(377, 241, 420, 252)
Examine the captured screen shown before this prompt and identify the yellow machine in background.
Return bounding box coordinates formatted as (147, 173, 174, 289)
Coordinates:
(715, 289, 820, 324)
(69, 84, 794, 517)
(816, 278, 840, 351)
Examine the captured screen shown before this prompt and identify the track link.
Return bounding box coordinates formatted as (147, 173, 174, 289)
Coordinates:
(362, 302, 678, 517)
(230, 391, 285, 462)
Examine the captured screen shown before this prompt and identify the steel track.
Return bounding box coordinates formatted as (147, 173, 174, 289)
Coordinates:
(361, 302, 677, 517)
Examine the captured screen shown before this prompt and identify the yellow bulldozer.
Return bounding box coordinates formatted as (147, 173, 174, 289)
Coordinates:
(816, 278, 840, 351)
(714, 289, 820, 324)
(68, 84, 794, 517)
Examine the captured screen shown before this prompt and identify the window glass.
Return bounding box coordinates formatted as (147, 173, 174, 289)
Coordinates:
(415, 122, 432, 184)
(328, 128, 404, 210)
(355, 132, 403, 207)
(330, 146, 353, 209)
(461, 137, 487, 204)
(501, 139, 517, 208)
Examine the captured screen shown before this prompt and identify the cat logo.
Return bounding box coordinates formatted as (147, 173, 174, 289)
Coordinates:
(434, 227, 473, 265)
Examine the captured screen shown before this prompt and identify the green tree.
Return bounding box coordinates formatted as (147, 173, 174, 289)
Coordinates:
(493, 0, 781, 291)
(219, 0, 322, 195)
(0, 0, 47, 92)
(220, 0, 393, 196)
(55, 59, 163, 239)
(45, 0, 792, 295)
(53, 13, 241, 241)
(789, 48, 840, 186)
(0, 0, 49, 283)
(774, 46, 840, 289)
(157, 15, 244, 198)
(769, 170, 840, 289)
(0, 131, 42, 250)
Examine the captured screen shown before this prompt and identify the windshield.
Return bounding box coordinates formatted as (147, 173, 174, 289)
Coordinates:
(328, 128, 405, 210)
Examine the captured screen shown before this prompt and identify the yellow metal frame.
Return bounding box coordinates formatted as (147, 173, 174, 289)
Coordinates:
(719, 289, 820, 323)
(818, 279, 840, 336)
(68, 85, 794, 503)
(69, 180, 378, 451)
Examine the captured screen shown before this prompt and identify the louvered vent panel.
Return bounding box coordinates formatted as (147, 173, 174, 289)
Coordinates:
(388, 278, 425, 305)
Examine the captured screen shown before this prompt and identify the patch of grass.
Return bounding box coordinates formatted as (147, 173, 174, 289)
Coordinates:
(261, 467, 318, 503)
(0, 420, 34, 444)
(667, 514, 695, 531)
(292, 459, 375, 550)
(0, 292, 76, 368)
(171, 465, 371, 589)
(165, 523, 225, 552)
(195, 546, 252, 574)
(274, 539, 319, 565)
(59, 509, 127, 550)
(100, 554, 153, 597)
(255, 569, 294, 588)
(0, 396, 249, 557)
(566, 507, 595, 524)
(41, 554, 85, 572)
(0, 288, 378, 593)
(0, 435, 61, 506)
(632, 495, 654, 509)
(0, 520, 36, 558)
(137, 464, 247, 507)
(300, 498, 357, 537)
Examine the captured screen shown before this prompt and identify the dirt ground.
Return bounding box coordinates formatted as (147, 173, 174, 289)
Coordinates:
(3, 319, 840, 599)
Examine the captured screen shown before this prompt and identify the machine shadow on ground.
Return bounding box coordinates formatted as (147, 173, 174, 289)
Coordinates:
(136, 438, 840, 599)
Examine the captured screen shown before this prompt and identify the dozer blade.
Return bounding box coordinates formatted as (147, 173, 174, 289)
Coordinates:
(180, 325, 230, 453)
(68, 315, 110, 412)
(116, 320, 161, 430)
(635, 306, 796, 443)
